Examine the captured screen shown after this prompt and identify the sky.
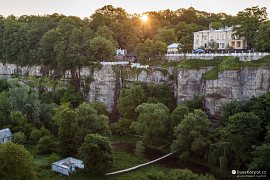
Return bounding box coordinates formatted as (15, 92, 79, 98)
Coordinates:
(0, 0, 270, 18)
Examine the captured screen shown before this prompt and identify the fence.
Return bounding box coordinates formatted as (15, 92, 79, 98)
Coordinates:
(165, 52, 270, 61)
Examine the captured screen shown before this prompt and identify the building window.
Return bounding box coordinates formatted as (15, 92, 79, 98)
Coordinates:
(204, 35, 207, 40)
(204, 43, 207, 48)
(221, 43, 225, 48)
(196, 39, 199, 45)
(197, 35, 199, 38)
(211, 35, 214, 40)
(237, 41, 241, 48)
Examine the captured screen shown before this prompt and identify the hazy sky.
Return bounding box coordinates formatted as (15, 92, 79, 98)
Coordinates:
(0, 0, 270, 18)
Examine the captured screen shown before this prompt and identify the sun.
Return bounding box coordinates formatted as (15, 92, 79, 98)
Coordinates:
(140, 15, 148, 22)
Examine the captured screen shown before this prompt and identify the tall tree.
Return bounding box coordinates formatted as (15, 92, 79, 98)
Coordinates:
(131, 103, 170, 146)
(235, 6, 268, 49)
(58, 108, 79, 156)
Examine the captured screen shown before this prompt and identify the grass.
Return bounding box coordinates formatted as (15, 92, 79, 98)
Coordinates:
(201, 55, 270, 80)
(177, 57, 224, 69)
(26, 142, 169, 180)
(109, 134, 141, 144)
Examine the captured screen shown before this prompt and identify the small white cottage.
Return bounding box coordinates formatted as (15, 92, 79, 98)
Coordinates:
(0, 128, 12, 144)
(52, 157, 84, 176)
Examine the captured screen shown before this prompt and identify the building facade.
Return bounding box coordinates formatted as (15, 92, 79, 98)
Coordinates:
(193, 26, 247, 51)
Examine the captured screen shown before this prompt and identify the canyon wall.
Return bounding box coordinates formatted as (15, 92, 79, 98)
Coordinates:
(1, 62, 270, 116)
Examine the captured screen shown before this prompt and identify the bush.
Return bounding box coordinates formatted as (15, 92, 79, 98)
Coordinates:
(37, 135, 59, 155)
(30, 129, 43, 144)
(168, 169, 215, 180)
(0, 143, 36, 179)
(47, 153, 61, 168)
(13, 131, 27, 144)
(110, 118, 133, 135)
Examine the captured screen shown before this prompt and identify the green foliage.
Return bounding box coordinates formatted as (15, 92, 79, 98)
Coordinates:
(88, 36, 116, 61)
(183, 95, 204, 111)
(155, 28, 177, 45)
(80, 134, 113, 174)
(220, 100, 246, 125)
(30, 128, 43, 144)
(178, 58, 223, 69)
(167, 169, 215, 180)
(13, 131, 27, 144)
(254, 22, 270, 52)
(132, 103, 170, 146)
(88, 101, 109, 116)
(110, 118, 134, 135)
(0, 91, 10, 128)
(172, 110, 211, 158)
(8, 81, 41, 125)
(76, 102, 111, 139)
(0, 142, 36, 179)
(171, 105, 189, 128)
(37, 135, 59, 155)
(58, 108, 79, 156)
(60, 86, 84, 108)
(249, 144, 270, 170)
(235, 6, 268, 48)
(219, 112, 262, 169)
(119, 84, 147, 120)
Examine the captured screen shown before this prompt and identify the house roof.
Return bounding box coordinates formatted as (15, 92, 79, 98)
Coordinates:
(0, 128, 12, 139)
(168, 43, 180, 49)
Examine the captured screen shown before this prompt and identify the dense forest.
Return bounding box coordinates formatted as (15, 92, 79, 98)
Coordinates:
(0, 5, 269, 68)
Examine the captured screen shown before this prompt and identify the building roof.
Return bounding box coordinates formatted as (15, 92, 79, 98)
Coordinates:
(194, 26, 233, 34)
(168, 43, 180, 49)
(0, 128, 12, 139)
(52, 157, 84, 169)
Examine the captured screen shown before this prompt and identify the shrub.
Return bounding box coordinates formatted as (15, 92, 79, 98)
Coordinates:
(110, 118, 133, 135)
(37, 135, 59, 155)
(13, 131, 27, 144)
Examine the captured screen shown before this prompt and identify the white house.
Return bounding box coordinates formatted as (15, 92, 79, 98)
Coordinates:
(0, 128, 12, 144)
(193, 26, 247, 50)
(52, 157, 84, 176)
(116, 49, 127, 56)
(167, 43, 181, 53)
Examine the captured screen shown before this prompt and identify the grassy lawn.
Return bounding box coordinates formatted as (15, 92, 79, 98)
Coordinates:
(27, 144, 169, 180)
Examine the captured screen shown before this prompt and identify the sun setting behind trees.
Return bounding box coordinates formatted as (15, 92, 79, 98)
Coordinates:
(140, 14, 148, 22)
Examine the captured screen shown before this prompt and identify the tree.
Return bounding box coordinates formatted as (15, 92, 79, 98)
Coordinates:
(119, 84, 147, 120)
(168, 169, 215, 180)
(171, 110, 210, 160)
(76, 102, 111, 138)
(135, 39, 154, 61)
(235, 6, 268, 49)
(151, 40, 167, 57)
(249, 143, 270, 170)
(88, 36, 116, 61)
(8, 82, 41, 125)
(155, 28, 177, 45)
(79, 134, 113, 174)
(220, 112, 262, 169)
(171, 105, 189, 128)
(58, 108, 79, 156)
(0, 142, 36, 179)
(0, 92, 10, 128)
(37, 135, 59, 155)
(131, 103, 170, 146)
(254, 22, 270, 52)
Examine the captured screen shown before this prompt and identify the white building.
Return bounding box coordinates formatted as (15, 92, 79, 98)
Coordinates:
(0, 128, 12, 144)
(167, 43, 181, 53)
(52, 157, 84, 176)
(193, 26, 247, 50)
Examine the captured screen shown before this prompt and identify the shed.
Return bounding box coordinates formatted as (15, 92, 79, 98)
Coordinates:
(0, 128, 12, 144)
(167, 43, 181, 53)
(52, 157, 84, 176)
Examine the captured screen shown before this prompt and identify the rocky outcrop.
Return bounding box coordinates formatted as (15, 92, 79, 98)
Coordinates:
(176, 67, 270, 116)
(1, 62, 270, 116)
(204, 68, 270, 116)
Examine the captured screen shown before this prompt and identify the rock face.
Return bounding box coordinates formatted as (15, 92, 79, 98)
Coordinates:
(176, 67, 270, 116)
(1, 62, 270, 116)
(87, 66, 117, 111)
(204, 68, 270, 116)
